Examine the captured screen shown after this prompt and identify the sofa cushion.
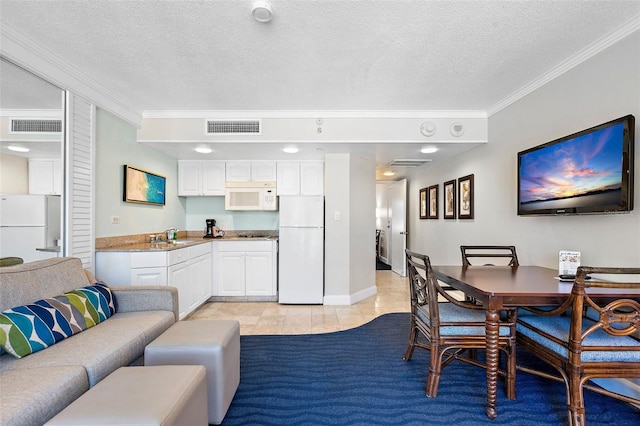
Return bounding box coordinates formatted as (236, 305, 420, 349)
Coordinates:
(0, 310, 176, 386)
(0, 283, 116, 358)
(0, 366, 89, 426)
(0, 258, 91, 312)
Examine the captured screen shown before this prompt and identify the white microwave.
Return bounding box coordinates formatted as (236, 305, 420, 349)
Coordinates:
(224, 182, 277, 211)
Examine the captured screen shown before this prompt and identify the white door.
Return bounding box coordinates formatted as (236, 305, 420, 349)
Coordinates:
(388, 179, 407, 276)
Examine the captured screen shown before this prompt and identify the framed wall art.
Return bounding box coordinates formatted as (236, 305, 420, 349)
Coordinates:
(458, 174, 474, 219)
(419, 187, 428, 219)
(427, 184, 439, 219)
(443, 179, 456, 219)
(123, 164, 166, 206)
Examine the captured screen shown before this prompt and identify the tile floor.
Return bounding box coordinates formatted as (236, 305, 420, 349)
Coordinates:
(187, 270, 409, 335)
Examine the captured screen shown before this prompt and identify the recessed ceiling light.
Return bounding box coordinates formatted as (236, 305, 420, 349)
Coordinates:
(195, 147, 212, 154)
(420, 147, 438, 154)
(7, 146, 30, 153)
(252, 2, 273, 22)
(283, 146, 298, 154)
(383, 171, 395, 177)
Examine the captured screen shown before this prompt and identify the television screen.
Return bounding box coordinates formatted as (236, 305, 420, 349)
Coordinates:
(518, 115, 634, 215)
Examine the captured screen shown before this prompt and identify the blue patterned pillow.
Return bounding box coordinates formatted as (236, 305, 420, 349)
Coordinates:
(0, 283, 117, 358)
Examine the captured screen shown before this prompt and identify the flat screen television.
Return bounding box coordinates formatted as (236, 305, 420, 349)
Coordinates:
(518, 115, 635, 216)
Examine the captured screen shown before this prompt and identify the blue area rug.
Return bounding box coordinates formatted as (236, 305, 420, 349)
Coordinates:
(222, 313, 640, 425)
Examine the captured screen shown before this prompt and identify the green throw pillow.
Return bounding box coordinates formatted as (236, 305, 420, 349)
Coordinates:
(0, 283, 116, 358)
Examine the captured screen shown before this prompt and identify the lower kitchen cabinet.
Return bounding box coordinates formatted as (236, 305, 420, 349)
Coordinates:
(213, 240, 277, 298)
(95, 242, 212, 319)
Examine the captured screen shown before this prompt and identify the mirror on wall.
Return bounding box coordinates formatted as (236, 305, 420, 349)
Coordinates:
(0, 57, 65, 262)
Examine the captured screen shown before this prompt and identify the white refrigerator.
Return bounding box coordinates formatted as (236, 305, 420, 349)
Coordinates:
(0, 194, 61, 263)
(278, 196, 324, 304)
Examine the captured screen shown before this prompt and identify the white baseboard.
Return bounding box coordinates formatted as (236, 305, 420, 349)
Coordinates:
(323, 285, 377, 306)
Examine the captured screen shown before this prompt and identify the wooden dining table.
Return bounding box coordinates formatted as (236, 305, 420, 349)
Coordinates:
(431, 265, 640, 420)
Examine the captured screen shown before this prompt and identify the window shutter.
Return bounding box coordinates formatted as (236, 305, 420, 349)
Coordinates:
(64, 93, 94, 271)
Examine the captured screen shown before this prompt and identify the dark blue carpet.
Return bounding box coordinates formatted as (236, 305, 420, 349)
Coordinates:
(221, 313, 640, 425)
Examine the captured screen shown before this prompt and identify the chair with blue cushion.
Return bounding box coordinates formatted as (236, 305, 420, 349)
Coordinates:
(460, 245, 519, 267)
(403, 249, 517, 398)
(517, 266, 640, 426)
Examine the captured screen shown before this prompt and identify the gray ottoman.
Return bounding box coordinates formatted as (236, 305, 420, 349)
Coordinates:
(145, 320, 241, 425)
(45, 365, 207, 426)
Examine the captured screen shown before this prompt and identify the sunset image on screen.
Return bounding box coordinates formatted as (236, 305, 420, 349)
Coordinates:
(519, 123, 624, 211)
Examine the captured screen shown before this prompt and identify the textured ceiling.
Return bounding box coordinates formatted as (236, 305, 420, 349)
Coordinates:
(1, 0, 639, 178)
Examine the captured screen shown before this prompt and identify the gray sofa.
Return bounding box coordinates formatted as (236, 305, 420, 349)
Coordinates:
(0, 257, 179, 426)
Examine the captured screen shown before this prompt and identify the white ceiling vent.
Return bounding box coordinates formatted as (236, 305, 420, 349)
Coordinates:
(206, 119, 261, 135)
(10, 118, 62, 133)
(388, 159, 432, 167)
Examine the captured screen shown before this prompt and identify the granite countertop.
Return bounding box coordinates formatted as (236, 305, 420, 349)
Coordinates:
(95, 233, 278, 252)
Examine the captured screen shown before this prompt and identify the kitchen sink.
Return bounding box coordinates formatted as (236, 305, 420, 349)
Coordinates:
(152, 240, 192, 245)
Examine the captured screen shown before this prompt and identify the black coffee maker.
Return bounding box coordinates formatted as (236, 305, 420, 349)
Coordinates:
(204, 219, 224, 238)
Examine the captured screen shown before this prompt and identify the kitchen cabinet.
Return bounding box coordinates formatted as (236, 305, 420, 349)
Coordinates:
(95, 242, 212, 319)
(29, 159, 62, 195)
(225, 161, 276, 182)
(213, 240, 277, 298)
(300, 161, 324, 195)
(276, 162, 300, 195)
(276, 161, 324, 195)
(178, 161, 225, 196)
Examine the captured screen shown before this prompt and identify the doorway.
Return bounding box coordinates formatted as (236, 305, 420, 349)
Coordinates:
(388, 179, 407, 276)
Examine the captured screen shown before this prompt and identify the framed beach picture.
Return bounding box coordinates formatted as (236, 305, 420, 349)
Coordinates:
(419, 187, 428, 219)
(123, 165, 166, 206)
(427, 184, 439, 219)
(444, 179, 456, 219)
(458, 174, 474, 219)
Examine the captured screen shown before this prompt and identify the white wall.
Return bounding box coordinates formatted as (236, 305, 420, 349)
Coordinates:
(95, 108, 186, 237)
(324, 153, 377, 304)
(185, 197, 279, 232)
(408, 31, 640, 268)
(0, 153, 28, 194)
(349, 155, 376, 296)
(324, 153, 351, 300)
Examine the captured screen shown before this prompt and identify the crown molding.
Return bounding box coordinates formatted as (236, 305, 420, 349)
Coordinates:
(141, 110, 488, 120)
(488, 14, 640, 117)
(0, 20, 141, 127)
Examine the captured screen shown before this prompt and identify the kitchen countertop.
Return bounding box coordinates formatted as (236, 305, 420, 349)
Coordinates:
(95, 236, 278, 252)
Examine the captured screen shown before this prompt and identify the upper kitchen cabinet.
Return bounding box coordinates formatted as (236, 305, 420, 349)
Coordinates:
(178, 160, 225, 196)
(300, 161, 324, 195)
(29, 159, 62, 195)
(225, 161, 276, 182)
(277, 161, 324, 196)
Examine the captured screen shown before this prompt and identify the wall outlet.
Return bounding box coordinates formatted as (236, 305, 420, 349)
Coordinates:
(111, 216, 120, 224)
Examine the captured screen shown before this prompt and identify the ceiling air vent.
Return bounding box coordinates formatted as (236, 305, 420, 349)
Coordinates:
(206, 119, 261, 135)
(11, 119, 62, 133)
(388, 159, 432, 167)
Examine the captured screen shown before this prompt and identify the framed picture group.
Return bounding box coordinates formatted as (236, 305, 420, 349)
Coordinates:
(419, 174, 474, 220)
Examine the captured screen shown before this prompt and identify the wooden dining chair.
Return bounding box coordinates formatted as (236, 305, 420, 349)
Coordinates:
(460, 245, 519, 267)
(516, 266, 640, 426)
(403, 249, 517, 399)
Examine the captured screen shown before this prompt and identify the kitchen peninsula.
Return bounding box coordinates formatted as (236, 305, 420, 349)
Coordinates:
(95, 231, 278, 319)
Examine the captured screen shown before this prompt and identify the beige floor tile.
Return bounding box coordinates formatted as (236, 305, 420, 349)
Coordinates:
(188, 270, 409, 335)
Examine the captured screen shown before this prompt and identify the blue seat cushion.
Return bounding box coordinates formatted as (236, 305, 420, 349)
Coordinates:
(416, 303, 512, 336)
(517, 315, 640, 362)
